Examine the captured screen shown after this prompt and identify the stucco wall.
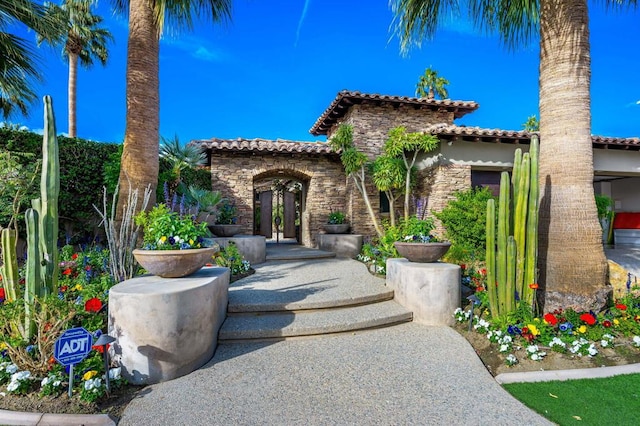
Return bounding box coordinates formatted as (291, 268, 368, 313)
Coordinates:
(610, 177, 640, 212)
(209, 151, 346, 247)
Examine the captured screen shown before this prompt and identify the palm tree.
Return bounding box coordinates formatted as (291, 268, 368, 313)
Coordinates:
(112, 0, 232, 217)
(415, 66, 449, 99)
(41, 0, 113, 138)
(0, 0, 63, 117)
(159, 134, 206, 184)
(390, 0, 637, 312)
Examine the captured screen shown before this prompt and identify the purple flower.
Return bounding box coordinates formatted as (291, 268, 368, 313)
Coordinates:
(507, 325, 521, 335)
(559, 322, 573, 332)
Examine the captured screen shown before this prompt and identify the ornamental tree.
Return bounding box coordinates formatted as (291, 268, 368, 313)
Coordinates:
(383, 127, 439, 222)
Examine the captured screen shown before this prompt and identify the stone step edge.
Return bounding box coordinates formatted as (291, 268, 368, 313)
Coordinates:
(265, 252, 337, 261)
(218, 316, 413, 343)
(227, 290, 395, 313)
(218, 308, 413, 341)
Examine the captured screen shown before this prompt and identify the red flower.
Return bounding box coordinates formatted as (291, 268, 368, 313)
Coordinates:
(603, 320, 612, 328)
(62, 268, 72, 276)
(71, 253, 78, 260)
(480, 268, 487, 275)
(60, 285, 68, 292)
(85, 266, 91, 271)
(529, 283, 539, 290)
(0, 287, 5, 299)
(476, 286, 484, 292)
(84, 297, 102, 313)
(523, 333, 535, 342)
(521, 326, 529, 334)
(92, 343, 110, 354)
(544, 313, 559, 326)
(580, 313, 597, 326)
(460, 264, 467, 271)
(615, 303, 627, 311)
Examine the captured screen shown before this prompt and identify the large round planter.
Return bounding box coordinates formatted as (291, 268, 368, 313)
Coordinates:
(394, 242, 451, 263)
(324, 224, 350, 234)
(209, 224, 242, 237)
(133, 247, 217, 278)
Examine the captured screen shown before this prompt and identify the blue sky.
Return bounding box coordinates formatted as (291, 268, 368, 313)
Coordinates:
(9, 0, 640, 144)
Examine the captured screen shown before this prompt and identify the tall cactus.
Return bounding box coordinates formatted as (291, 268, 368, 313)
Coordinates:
(486, 138, 539, 318)
(32, 95, 60, 296)
(0, 228, 20, 302)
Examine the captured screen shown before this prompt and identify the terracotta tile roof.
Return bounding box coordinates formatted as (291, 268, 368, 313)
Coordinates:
(191, 137, 336, 155)
(429, 124, 640, 150)
(309, 90, 479, 136)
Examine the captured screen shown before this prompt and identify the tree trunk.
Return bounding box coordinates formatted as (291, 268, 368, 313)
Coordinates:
(538, 0, 609, 312)
(68, 52, 77, 138)
(116, 0, 160, 220)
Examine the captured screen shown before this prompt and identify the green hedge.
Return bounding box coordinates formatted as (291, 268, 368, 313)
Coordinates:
(0, 127, 119, 243)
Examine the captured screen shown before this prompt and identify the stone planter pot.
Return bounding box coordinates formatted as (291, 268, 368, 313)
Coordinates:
(324, 224, 350, 234)
(132, 247, 217, 278)
(393, 242, 451, 263)
(209, 224, 242, 237)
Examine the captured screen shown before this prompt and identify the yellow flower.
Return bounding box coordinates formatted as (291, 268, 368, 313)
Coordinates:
(73, 284, 83, 291)
(527, 324, 540, 336)
(578, 325, 587, 334)
(0, 342, 6, 351)
(614, 319, 620, 326)
(83, 370, 98, 381)
(534, 318, 540, 322)
(189, 239, 194, 245)
(159, 236, 167, 244)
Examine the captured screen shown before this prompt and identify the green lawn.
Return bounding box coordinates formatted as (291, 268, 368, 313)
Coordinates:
(503, 374, 640, 425)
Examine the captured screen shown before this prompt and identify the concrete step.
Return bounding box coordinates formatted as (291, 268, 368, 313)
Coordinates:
(219, 300, 412, 341)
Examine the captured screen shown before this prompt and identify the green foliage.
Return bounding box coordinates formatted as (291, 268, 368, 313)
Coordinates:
(415, 66, 449, 99)
(595, 194, 614, 220)
(0, 151, 40, 229)
(216, 200, 238, 225)
(435, 187, 495, 262)
(328, 210, 346, 224)
(0, 126, 119, 240)
(102, 144, 123, 195)
(134, 204, 207, 250)
(522, 115, 539, 131)
(214, 242, 251, 275)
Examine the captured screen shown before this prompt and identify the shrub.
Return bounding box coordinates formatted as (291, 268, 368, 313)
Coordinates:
(434, 186, 496, 263)
(214, 242, 251, 276)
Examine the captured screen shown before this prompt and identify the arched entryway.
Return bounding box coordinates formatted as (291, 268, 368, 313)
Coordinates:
(253, 170, 309, 243)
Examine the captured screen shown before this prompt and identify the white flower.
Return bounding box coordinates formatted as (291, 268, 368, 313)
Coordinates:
(12, 371, 30, 381)
(108, 367, 121, 380)
(500, 335, 513, 344)
(6, 381, 18, 392)
(601, 340, 609, 348)
(527, 345, 539, 354)
(633, 336, 640, 347)
(41, 377, 50, 387)
(5, 364, 18, 374)
(505, 354, 518, 366)
(500, 344, 510, 353)
(549, 337, 566, 348)
(588, 344, 598, 357)
(53, 380, 61, 387)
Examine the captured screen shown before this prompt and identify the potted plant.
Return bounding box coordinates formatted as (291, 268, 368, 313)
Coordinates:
(324, 210, 350, 234)
(133, 204, 216, 277)
(182, 184, 224, 226)
(393, 216, 451, 263)
(210, 200, 242, 237)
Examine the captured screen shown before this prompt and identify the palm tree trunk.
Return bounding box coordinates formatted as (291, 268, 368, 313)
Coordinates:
(68, 52, 78, 138)
(538, 0, 609, 312)
(116, 0, 160, 219)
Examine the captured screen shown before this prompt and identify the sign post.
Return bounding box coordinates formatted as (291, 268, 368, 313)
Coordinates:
(54, 327, 93, 397)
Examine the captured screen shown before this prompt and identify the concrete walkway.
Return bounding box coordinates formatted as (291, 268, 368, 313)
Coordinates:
(119, 243, 551, 425)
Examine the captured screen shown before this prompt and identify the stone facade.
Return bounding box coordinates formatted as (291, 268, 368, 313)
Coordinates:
(208, 151, 346, 247)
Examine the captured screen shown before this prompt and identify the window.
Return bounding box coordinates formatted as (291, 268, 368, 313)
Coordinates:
(379, 192, 390, 213)
(471, 170, 501, 196)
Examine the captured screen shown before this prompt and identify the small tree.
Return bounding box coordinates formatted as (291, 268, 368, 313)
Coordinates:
(383, 127, 439, 222)
(415, 67, 449, 99)
(372, 155, 405, 227)
(329, 124, 384, 237)
(522, 115, 539, 131)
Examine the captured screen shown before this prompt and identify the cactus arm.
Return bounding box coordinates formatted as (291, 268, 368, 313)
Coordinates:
(486, 199, 498, 318)
(524, 136, 540, 304)
(0, 228, 20, 302)
(506, 236, 517, 312)
(24, 208, 41, 339)
(37, 95, 60, 296)
(514, 154, 531, 301)
(496, 172, 510, 315)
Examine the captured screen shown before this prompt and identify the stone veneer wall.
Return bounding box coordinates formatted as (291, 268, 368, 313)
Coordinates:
(209, 151, 346, 247)
(417, 164, 472, 236)
(326, 103, 457, 239)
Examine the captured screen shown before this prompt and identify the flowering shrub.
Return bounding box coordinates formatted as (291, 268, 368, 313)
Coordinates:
(135, 203, 207, 250)
(454, 289, 640, 367)
(213, 242, 251, 276)
(0, 245, 127, 403)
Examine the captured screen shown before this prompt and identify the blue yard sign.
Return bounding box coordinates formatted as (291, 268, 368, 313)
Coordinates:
(54, 327, 93, 366)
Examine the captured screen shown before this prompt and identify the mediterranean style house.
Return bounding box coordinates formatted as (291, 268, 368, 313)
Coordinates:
(191, 90, 640, 247)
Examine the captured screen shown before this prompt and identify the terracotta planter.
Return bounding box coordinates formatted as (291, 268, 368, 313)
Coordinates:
(393, 242, 451, 263)
(133, 247, 217, 278)
(209, 224, 242, 237)
(324, 224, 350, 234)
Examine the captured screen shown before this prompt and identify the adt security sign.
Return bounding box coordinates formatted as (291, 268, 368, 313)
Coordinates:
(54, 327, 93, 366)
